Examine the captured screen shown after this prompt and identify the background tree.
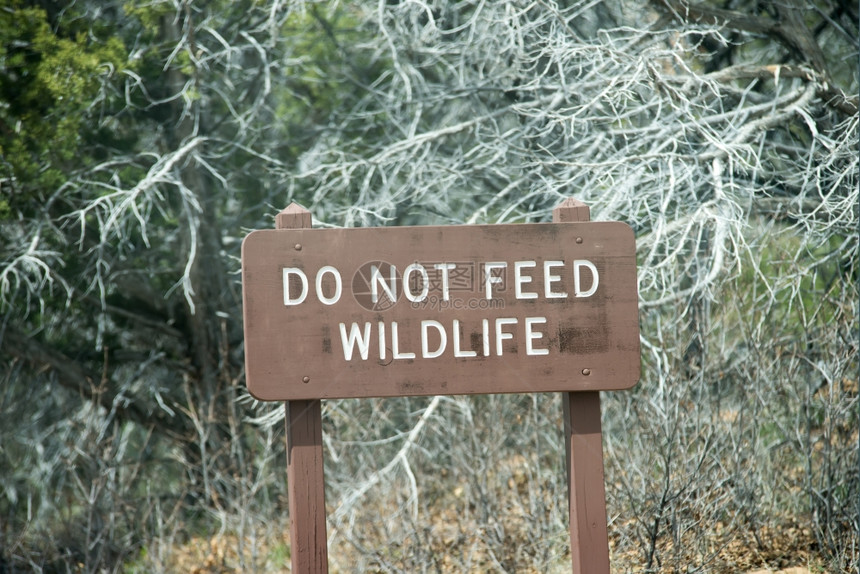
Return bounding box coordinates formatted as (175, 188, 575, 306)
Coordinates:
(1, 0, 856, 572)
(0, 1, 367, 567)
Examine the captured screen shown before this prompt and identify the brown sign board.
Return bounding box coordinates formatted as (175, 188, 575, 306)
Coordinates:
(242, 221, 639, 400)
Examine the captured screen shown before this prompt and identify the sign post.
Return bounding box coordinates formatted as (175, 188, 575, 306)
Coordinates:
(277, 204, 328, 573)
(554, 198, 611, 573)
(241, 198, 640, 572)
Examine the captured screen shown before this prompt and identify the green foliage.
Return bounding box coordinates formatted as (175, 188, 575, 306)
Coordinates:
(123, 0, 174, 35)
(0, 3, 127, 209)
(731, 224, 855, 344)
(0, 0, 856, 571)
(272, 5, 389, 164)
(267, 542, 290, 567)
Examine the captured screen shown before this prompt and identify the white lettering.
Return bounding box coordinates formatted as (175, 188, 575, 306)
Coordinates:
(336, 316, 558, 362)
(391, 321, 415, 359)
(315, 266, 342, 305)
(452, 319, 477, 358)
(434, 263, 456, 301)
(283, 268, 309, 306)
(339, 322, 371, 360)
(514, 261, 537, 300)
(403, 263, 430, 303)
(495, 317, 517, 356)
(484, 262, 506, 299)
(573, 260, 599, 297)
(421, 320, 447, 358)
(371, 264, 397, 304)
(525, 316, 549, 355)
(543, 260, 567, 298)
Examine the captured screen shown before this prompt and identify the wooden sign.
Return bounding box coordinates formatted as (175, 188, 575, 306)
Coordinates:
(242, 221, 639, 400)
(241, 199, 638, 574)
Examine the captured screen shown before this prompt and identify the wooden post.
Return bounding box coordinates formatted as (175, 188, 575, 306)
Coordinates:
(553, 198, 611, 574)
(277, 203, 329, 573)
